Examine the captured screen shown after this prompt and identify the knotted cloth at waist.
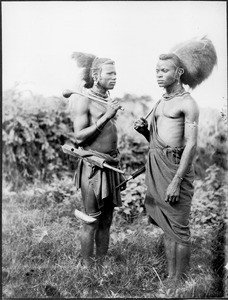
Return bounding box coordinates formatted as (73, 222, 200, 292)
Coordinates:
(78, 148, 120, 165)
(74, 148, 124, 208)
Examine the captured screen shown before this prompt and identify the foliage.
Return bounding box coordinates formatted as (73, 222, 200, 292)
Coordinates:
(117, 93, 152, 172)
(190, 164, 226, 228)
(3, 86, 228, 226)
(194, 107, 228, 178)
(3, 86, 227, 188)
(2, 86, 76, 187)
(220, 102, 227, 125)
(118, 133, 148, 172)
(116, 174, 147, 222)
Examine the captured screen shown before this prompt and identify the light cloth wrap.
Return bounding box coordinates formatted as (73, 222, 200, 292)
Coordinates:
(145, 100, 194, 246)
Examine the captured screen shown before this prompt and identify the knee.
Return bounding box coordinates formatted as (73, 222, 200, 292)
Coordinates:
(164, 234, 174, 243)
(83, 221, 98, 234)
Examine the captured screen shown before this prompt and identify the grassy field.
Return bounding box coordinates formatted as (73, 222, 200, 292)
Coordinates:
(2, 87, 227, 298)
(2, 171, 227, 299)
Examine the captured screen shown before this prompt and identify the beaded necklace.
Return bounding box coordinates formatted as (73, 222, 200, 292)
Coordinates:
(90, 89, 109, 99)
(162, 88, 190, 101)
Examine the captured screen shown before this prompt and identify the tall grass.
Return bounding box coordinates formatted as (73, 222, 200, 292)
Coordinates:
(2, 174, 226, 298)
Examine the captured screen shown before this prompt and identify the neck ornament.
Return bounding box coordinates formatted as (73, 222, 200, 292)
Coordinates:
(162, 88, 190, 101)
(90, 89, 108, 99)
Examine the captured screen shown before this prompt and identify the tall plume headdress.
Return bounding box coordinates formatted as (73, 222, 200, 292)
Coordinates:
(71, 52, 115, 90)
(68, 52, 115, 118)
(170, 36, 217, 89)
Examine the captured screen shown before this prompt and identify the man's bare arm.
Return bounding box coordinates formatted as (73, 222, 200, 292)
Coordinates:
(71, 95, 120, 146)
(165, 98, 199, 203)
(175, 98, 199, 179)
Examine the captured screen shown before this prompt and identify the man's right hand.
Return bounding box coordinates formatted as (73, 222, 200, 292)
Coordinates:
(134, 118, 148, 134)
(105, 99, 122, 119)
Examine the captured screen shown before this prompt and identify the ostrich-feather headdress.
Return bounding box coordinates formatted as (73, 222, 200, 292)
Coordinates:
(170, 36, 217, 89)
(71, 52, 114, 89)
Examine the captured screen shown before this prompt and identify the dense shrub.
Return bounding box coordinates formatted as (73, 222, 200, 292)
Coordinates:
(190, 164, 226, 228)
(2, 87, 76, 187)
(116, 174, 147, 223)
(2, 86, 227, 189)
(195, 107, 228, 178)
(116, 93, 152, 172)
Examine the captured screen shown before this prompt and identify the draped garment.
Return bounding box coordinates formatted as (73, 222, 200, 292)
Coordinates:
(74, 149, 124, 209)
(145, 100, 194, 246)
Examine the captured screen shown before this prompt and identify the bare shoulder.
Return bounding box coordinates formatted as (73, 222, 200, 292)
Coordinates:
(68, 93, 90, 116)
(180, 93, 199, 116)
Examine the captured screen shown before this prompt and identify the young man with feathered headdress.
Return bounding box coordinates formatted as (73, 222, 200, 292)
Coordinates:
(134, 36, 217, 289)
(68, 52, 124, 267)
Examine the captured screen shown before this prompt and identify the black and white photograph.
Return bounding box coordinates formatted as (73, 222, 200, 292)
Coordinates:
(2, 1, 227, 298)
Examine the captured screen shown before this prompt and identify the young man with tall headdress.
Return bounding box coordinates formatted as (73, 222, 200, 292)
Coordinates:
(68, 52, 124, 267)
(134, 36, 217, 287)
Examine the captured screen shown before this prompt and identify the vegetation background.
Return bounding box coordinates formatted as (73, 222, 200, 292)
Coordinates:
(2, 84, 228, 298)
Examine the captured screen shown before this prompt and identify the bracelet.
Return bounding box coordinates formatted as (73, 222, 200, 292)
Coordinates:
(95, 121, 103, 132)
(175, 174, 183, 181)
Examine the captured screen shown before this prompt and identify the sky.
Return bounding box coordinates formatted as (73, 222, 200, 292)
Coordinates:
(2, 1, 227, 110)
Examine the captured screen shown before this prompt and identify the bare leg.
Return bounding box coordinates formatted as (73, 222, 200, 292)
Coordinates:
(159, 236, 190, 296)
(95, 202, 114, 261)
(164, 235, 176, 279)
(175, 243, 191, 281)
(80, 221, 98, 267)
(80, 163, 100, 267)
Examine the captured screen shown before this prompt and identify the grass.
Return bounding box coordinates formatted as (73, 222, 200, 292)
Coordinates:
(2, 175, 226, 298)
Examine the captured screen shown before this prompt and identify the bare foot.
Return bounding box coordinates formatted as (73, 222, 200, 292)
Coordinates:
(158, 278, 178, 297)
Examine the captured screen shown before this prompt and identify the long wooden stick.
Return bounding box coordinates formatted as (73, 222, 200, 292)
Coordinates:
(62, 89, 124, 111)
(144, 107, 153, 119)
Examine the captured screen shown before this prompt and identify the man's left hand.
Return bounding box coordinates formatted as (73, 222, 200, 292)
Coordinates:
(165, 180, 181, 203)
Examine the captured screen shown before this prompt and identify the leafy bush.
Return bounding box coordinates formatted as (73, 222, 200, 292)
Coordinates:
(116, 93, 152, 172)
(195, 107, 228, 178)
(116, 174, 147, 222)
(118, 133, 148, 172)
(2, 87, 76, 187)
(190, 164, 226, 228)
(3, 86, 227, 191)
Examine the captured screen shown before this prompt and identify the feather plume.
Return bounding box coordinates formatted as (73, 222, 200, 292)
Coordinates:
(170, 36, 217, 89)
(71, 52, 96, 88)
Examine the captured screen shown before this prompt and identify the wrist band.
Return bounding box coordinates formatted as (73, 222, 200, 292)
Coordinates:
(175, 174, 183, 181)
(95, 121, 103, 132)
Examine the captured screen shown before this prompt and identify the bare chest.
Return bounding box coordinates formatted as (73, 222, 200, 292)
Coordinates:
(89, 101, 117, 127)
(85, 101, 118, 152)
(153, 100, 185, 147)
(155, 99, 183, 120)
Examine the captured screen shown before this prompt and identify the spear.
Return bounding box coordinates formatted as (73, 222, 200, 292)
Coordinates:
(115, 165, 146, 190)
